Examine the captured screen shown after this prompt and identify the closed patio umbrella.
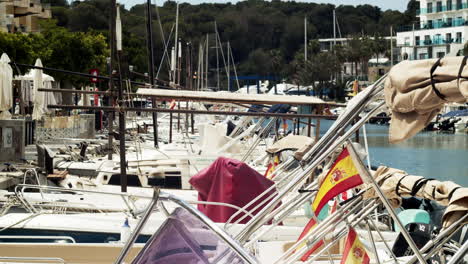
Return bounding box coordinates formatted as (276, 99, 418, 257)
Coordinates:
(32, 58, 56, 120)
(0, 53, 13, 119)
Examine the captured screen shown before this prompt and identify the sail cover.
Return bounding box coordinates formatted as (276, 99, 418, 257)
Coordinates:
(364, 166, 468, 228)
(385, 57, 468, 143)
(189, 157, 276, 224)
(266, 134, 314, 154)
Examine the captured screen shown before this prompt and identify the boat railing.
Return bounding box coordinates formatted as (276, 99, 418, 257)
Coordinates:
(0, 256, 65, 263)
(229, 76, 385, 242)
(224, 76, 389, 238)
(0, 235, 76, 243)
(14, 184, 150, 215)
(13, 184, 256, 225)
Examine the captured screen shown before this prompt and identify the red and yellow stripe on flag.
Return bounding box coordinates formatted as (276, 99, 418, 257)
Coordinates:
(295, 217, 324, 262)
(264, 155, 280, 179)
(311, 146, 363, 216)
(169, 99, 177, 110)
(340, 228, 370, 264)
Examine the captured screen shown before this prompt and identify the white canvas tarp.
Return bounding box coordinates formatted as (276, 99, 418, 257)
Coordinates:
(364, 166, 468, 228)
(385, 57, 468, 143)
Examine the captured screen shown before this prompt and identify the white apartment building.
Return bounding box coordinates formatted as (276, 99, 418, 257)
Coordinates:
(397, 0, 467, 60)
(0, 0, 51, 33)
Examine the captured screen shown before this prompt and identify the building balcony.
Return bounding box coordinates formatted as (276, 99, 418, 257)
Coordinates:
(417, 3, 468, 15)
(398, 37, 464, 47)
(396, 18, 467, 33)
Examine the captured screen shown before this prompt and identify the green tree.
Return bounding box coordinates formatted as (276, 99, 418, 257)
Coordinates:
(39, 20, 108, 85)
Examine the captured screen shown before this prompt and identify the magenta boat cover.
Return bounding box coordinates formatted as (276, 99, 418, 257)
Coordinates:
(189, 157, 276, 224)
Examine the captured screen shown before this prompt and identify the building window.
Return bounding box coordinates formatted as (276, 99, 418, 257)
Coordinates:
(437, 19, 443, 28)
(447, 0, 452, 10)
(456, 0, 462, 9)
(428, 2, 433, 13)
(437, 52, 445, 58)
(424, 35, 431, 45)
(437, 1, 443, 12)
(419, 53, 428, 60)
(415, 36, 420, 46)
(456, 32, 462, 43)
(428, 20, 433, 28)
(29, 3, 34, 7)
(404, 37, 410, 46)
(446, 33, 452, 43)
(447, 17, 453, 26)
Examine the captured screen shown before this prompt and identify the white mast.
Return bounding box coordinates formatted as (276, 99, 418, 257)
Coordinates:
(304, 17, 307, 61)
(215, 21, 220, 90)
(227, 41, 230, 91)
(333, 9, 336, 50)
(178, 41, 182, 85)
(174, 2, 179, 83)
(205, 34, 208, 89)
(171, 47, 175, 82)
(390, 26, 394, 66)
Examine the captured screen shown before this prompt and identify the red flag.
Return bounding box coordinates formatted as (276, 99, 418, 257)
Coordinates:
(340, 228, 370, 264)
(295, 217, 324, 262)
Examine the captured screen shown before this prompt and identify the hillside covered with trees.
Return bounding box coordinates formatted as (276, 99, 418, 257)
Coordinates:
(1, 0, 419, 93)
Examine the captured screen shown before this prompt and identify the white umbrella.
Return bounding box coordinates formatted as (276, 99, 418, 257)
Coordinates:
(0, 53, 13, 119)
(32, 58, 49, 120)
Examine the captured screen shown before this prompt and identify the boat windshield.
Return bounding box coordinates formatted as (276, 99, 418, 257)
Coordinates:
(132, 207, 249, 264)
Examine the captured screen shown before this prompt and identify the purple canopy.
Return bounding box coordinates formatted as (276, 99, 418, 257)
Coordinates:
(132, 208, 250, 264)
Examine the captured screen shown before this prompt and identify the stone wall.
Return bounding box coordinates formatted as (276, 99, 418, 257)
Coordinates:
(35, 114, 95, 142)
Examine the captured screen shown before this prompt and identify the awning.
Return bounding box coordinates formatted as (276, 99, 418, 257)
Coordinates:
(136, 88, 343, 106)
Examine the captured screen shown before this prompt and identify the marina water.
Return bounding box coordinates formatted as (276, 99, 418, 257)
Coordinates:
(319, 120, 468, 186)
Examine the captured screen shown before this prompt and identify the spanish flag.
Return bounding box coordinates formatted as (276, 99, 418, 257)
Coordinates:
(311, 146, 363, 216)
(341, 228, 370, 264)
(295, 217, 324, 261)
(264, 154, 280, 179)
(169, 99, 177, 110)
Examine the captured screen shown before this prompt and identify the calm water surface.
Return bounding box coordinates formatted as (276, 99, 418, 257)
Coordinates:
(318, 120, 468, 186)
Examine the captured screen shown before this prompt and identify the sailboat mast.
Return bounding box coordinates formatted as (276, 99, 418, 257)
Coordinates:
(304, 17, 307, 61)
(177, 41, 181, 85)
(215, 22, 219, 90)
(227, 41, 230, 91)
(174, 2, 179, 83)
(333, 9, 336, 49)
(113, 3, 127, 192)
(205, 34, 208, 89)
(107, 0, 115, 161)
(146, 0, 158, 147)
(199, 43, 203, 90)
(390, 26, 394, 66)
